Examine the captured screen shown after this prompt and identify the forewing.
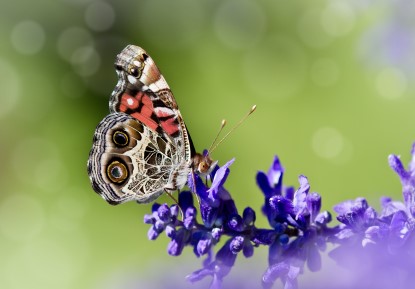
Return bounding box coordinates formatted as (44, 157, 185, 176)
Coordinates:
(108, 45, 195, 160)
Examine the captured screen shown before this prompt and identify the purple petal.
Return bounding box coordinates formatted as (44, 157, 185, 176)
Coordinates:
(293, 175, 310, 215)
(285, 266, 300, 289)
(243, 241, 254, 258)
(157, 204, 171, 222)
(243, 207, 256, 225)
(197, 237, 212, 256)
(389, 154, 409, 182)
(267, 156, 284, 188)
(203, 250, 213, 267)
(315, 235, 326, 251)
(363, 226, 380, 246)
(252, 229, 277, 245)
(185, 206, 196, 219)
(211, 228, 222, 241)
(297, 175, 310, 192)
(335, 228, 355, 240)
(193, 175, 211, 203)
(228, 215, 243, 232)
(409, 142, 415, 172)
(229, 236, 244, 254)
(188, 261, 233, 289)
(210, 275, 223, 289)
(262, 262, 290, 287)
(314, 211, 332, 226)
(389, 210, 408, 231)
(333, 200, 354, 215)
(306, 192, 321, 222)
(216, 239, 237, 267)
(178, 191, 194, 212)
(207, 159, 235, 199)
(168, 228, 189, 256)
(186, 266, 213, 283)
(285, 186, 295, 201)
(306, 245, 321, 272)
(389, 210, 411, 248)
(221, 198, 238, 218)
(147, 226, 159, 240)
(170, 204, 179, 218)
(269, 195, 294, 216)
(151, 203, 161, 212)
(257, 171, 274, 197)
(333, 198, 369, 217)
(165, 225, 176, 238)
(380, 196, 392, 209)
(187, 172, 196, 192)
(143, 214, 155, 224)
(154, 220, 165, 231)
(200, 202, 219, 228)
(363, 207, 377, 223)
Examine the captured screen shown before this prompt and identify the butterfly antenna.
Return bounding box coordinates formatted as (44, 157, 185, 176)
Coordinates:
(208, 119, 227, 153)
(210, 105, 256, 154)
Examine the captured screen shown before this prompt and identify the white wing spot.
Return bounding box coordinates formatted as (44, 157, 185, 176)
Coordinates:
(127, 98, 134, 106)
(127, 75, 137, 85)
(155, 106, 174, 116)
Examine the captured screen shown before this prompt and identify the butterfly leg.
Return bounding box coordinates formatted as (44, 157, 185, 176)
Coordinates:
(190, 168, 202, 208)
(164, 189, 184, 220)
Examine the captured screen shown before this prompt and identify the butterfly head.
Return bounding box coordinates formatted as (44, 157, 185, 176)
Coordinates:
(192, 152, 218, 177)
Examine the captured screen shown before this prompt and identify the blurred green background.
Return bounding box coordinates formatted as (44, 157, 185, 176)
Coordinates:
(1, 0, 414, 288)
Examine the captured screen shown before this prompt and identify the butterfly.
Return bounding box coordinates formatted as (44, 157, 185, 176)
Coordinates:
(87, 45, 215, 205)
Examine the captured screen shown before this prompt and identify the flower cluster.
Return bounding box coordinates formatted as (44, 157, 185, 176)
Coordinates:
(143, 142, 415, 289)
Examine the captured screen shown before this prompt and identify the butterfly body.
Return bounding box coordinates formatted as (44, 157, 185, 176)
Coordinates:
(88, 45, 213, 205)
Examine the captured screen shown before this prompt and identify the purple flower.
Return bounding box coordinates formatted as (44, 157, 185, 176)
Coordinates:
(260, 163, 333, 289)
(384, 142, 415, 251)
(144, 203, 178, 240)
(186, 239, 237, 289)
(257, 156, 295, 228)
(389, 142, 415, 215)
(141, 142, 415, 289)
(262, 261, 300, 289)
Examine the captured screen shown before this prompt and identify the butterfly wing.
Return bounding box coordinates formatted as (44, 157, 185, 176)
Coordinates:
(110, 45, 195, 159)
(88, 113, 183, 204)
(88, 45, 194, 205)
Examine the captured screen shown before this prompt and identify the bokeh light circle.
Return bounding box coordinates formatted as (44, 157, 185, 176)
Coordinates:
(298, 9, 333, 48)
(214, 0, 266, 50)
(57, 27, 93, 61)
(11, 20, 46, 55)
(70, 46, 101, 77)
(138, 0, 205, 50)
(85, 1, 115, 31)
(312, 127, 345, 160)
(375, 67, 407, 99)
(321, 1, 356, 37)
